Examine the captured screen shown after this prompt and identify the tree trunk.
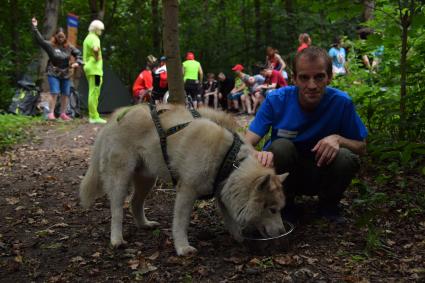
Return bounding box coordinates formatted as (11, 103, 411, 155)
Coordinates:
(263, 0, 273, 47)
(152, 0, 160, 51)
(38, 0, 60, 91)
(362, 0, 375, 21)
(398, 0, 414, 139)
(284, 0, 296, 47)
(162, 0, 185, 104)
(254, 0, 261, 44)
(89, 0, 106, 21)
(241, 0, 249, 65)
(9, 0, 20, 81)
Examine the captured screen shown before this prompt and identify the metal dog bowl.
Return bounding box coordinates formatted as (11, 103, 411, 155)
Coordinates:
(242, 220, 295, 255)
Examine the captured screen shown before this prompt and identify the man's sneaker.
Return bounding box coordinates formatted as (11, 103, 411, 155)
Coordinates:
(47, 113, 56, 120)
(317, 205, 346, 224)
(89, 117, 107, 124)
(59, 113, 72, 121)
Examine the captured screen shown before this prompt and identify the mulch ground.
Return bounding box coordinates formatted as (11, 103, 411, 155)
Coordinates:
(0, 114, 424, 282)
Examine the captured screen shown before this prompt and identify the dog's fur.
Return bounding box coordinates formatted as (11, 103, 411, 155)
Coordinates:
(80, 104, 288, 256)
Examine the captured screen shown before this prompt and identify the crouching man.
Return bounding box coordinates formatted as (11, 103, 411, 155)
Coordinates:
(245, 46, 367, 223)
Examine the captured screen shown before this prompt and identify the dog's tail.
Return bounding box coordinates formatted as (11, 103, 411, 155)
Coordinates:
(79, 138, 104, 208)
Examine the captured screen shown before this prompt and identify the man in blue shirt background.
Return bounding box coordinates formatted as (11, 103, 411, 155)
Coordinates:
(245, 46, 367, 223)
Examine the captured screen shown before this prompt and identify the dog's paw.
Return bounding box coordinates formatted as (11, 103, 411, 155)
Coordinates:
(176, 245, 198, 256)
(141, 220, 160, 229)
(110, 238, 127, 248)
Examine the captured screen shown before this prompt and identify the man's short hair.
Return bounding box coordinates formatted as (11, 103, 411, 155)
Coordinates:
(293, 46, 332, 77)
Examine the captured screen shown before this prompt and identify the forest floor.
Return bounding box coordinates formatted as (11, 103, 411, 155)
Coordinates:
(0, 114, 424, 283)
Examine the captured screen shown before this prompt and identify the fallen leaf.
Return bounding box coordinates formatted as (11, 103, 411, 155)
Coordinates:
(71, 256, 84, 263)
(91, 252, 101, 258)
(14, 255, 23, 263)
(128, 259, 140, 270)
(148, 251, 159, 260)
(6, 197, 19, 205)
(274, 256, 292, 266)
(247, 258, 261, 267)
(223, 257, 243, 264)
(51, 222, 69, 228)
(197, 266, 209, 276)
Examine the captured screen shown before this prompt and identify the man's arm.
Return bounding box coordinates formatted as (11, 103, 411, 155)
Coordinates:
(276, 54, 286, 71)
(312, 134, 366, 167)
(245, 130, 274, 167)
(261, 82, 277, 90)
(93, 46, 100, 61)
(198, 65, 203, 82)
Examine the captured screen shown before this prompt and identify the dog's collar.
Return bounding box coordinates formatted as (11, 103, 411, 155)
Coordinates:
(212, 132, 244, 197)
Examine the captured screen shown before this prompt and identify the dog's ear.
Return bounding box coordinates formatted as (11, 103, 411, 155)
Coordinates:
(257, 174, 271, 191)
(277, 172, 289, 184)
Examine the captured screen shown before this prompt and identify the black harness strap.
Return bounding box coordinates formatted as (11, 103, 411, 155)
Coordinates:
(149, 103, 179, 185)
(149, 102, 243, 195)
(149, 103, 201, 186)
(212, 132, 243, 197)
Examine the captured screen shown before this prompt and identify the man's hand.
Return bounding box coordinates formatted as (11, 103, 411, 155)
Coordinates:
(311, 134, 340, 167)
(71, 63, 79, 68)
(254, 150, 274, 168)
(93, 46, 100, 61)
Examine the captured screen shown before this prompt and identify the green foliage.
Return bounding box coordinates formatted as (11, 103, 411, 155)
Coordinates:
(0, 114, 41, 152)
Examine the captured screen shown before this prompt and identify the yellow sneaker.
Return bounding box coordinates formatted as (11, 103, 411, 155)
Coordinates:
(89, 118, 107, 124)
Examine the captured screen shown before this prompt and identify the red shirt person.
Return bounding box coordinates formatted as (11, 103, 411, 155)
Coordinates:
(260, 68, 288, 91)
(297, 33, 312, 53)
(132, 55, 157, 103)
(132, 69, 153, 102)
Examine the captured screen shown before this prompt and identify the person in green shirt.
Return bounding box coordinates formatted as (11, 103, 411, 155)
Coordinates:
(83, 20, 106, 124)
(182, 52, 203, 109)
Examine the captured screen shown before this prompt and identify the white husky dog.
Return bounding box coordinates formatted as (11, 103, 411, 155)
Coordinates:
(80, 104, 287, 256)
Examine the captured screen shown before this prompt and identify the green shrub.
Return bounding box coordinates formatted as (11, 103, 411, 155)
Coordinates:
(0, 114, 41, 152)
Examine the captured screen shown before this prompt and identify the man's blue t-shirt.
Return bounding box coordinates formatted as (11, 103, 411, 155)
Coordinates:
(249, 86, 368, 155)
(329, 47, 346, 69)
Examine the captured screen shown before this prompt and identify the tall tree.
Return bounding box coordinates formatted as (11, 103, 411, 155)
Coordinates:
(363, 0, 375, 21)
(162, 0, 185, 104)
(152, 0, 161, 51)
(89, 0, 106, 20)
(254, 0, 261, 44)
(9, 0, 20, 81)
(38, 0, 60, 90)
(397, 0, 417, 138)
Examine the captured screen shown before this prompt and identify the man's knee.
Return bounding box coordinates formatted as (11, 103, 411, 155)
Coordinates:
(329, 148, 361, 177)
(269, 139, 298, 174)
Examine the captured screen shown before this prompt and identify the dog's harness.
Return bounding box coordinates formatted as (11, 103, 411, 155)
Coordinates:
(147, 103, 244, 198)
(148, 102, 201, 186)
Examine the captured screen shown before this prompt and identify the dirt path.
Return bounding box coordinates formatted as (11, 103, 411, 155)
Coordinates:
(0, 115, 424, 282)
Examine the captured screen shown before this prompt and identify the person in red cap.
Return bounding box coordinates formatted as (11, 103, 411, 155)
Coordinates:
(182, 52, 203, 109)
(228, 64, 250, 114)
